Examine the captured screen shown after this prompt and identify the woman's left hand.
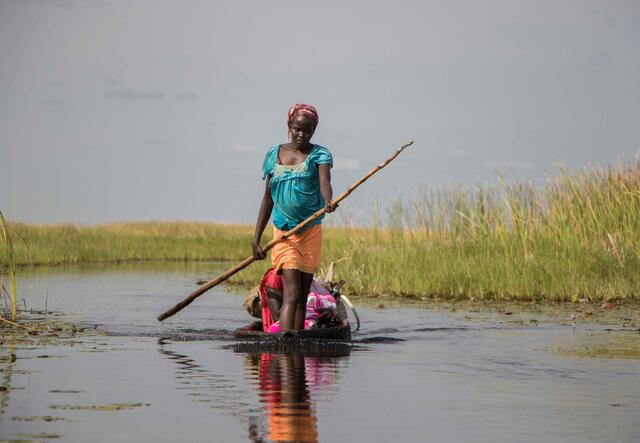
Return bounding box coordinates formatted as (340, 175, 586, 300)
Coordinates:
(325, 200, 338, 213)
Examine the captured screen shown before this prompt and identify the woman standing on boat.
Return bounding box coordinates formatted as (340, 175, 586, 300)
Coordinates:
(252, 104, 337, 332)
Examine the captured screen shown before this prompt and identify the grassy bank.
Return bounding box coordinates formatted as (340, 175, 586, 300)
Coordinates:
(1, 222, 254, 265)
(2, 157, 640, 302)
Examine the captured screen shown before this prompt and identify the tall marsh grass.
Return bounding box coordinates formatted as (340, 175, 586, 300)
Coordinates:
(235, 158, 640, 302)
(2, 158, 640, 302)
(0, 211, 17, 320)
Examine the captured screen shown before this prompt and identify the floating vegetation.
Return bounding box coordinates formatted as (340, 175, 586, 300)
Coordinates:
(553, 331, 640, 360)
(49, 402, 150, 411)
(15, 433, 61, 439)
(0, 309, 102, 343)
(0, 355, 16, 363)
(10, 370, 38, 375)
(11, 416, 65, 422)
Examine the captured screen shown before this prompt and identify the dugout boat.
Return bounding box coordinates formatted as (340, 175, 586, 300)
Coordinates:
(234, 289, 358, 342)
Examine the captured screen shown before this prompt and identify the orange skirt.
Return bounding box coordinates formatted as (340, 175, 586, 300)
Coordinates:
(271, 224, 322, 275)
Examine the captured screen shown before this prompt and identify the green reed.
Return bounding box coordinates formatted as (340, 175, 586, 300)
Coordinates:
(0, 210, 17, 320)
(2, 158, 640, 302)
(235, 157, 640, 302)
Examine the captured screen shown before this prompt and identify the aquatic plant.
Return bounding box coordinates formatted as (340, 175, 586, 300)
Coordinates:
(0, 210, 17, 320)
(242, 156, 640, 302)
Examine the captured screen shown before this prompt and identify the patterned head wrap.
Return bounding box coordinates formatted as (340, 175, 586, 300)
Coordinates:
(287, 103, 319, 128)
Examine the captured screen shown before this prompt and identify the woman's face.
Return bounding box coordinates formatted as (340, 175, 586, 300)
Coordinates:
(289, 114, 316, 147)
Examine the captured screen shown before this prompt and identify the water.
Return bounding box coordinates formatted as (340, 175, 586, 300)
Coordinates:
(1, 263, 639, 442)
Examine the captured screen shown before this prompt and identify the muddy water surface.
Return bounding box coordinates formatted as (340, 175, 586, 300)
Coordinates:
(1, 263, 639, 442)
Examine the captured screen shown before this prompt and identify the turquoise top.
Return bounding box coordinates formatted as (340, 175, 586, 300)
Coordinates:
(262, 144, 333, 231)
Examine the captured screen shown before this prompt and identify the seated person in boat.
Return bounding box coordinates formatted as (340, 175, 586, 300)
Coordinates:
(244, 268, 337, 333)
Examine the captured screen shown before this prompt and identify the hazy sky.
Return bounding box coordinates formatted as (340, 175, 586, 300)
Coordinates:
(1, 0, 639, 224)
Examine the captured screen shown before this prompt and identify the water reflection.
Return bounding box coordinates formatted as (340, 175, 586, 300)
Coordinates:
(241, 346, 350, 443)
(159, 339, 351, 442)
(246, 353, 317, 442)
(0, 341, 16, 425)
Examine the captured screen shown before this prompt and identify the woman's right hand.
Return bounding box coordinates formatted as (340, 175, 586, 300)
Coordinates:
(252, 242, 266, 260)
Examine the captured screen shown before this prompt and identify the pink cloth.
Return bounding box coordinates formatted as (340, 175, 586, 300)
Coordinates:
(260, 267, 337, 334)
(305, 291, 337, 320)
(267, 319, 316, 334)
(259, 269, 283, 332)
(265, 290, 337, 334)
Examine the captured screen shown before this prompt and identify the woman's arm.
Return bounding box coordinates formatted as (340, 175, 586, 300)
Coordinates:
(252, 176, 273, 259)
(318, 163, 337, 212)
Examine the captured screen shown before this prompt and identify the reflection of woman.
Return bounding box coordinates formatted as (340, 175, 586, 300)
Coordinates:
(159, 339, 348, 443)
(258, 353, 318, 443)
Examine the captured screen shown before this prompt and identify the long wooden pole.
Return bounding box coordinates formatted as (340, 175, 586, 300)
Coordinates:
(157, 141, 413, 321)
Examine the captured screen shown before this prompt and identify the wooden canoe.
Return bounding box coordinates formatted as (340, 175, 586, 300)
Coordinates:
(234, 298, 352, 342)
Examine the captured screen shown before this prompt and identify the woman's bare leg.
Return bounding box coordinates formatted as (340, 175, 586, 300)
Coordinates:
(280, 269, 301, 331)
(280, 269, 314, 331)
(294, 272, 313, 330)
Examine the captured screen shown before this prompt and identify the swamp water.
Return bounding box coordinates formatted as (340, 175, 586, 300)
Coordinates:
(1, 262, 639, 443)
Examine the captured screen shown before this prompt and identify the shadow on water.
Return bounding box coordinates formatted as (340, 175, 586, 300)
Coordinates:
(159, 338, 351, 443)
